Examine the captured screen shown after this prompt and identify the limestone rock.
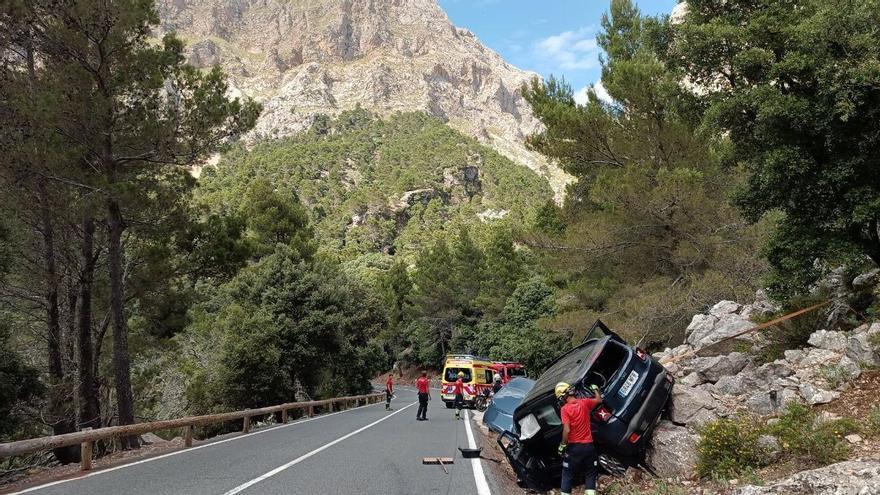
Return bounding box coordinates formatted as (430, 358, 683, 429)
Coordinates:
(733, 459, 880, 495)
(852, 268, 880, 290)
(686, 310, 754, 348)
(799, 383, 840, 405)
(670, 384, 718, 425)
(645, 421, 699, 479)
(846, 323, 880, 367)
(808, 330, 849, 351)
(688, 352, 750, 383)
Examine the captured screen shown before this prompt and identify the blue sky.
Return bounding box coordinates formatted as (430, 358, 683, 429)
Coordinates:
(437, 0, 678, 102)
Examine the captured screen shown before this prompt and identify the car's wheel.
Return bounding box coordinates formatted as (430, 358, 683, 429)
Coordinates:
(598, 454, 627, 477)
(445, 402, 454, 409)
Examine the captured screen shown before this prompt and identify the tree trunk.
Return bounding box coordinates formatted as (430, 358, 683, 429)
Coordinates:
(107, 197, 138, 449)
(77, 216, 101, 432)
(39, 180, 78, 464)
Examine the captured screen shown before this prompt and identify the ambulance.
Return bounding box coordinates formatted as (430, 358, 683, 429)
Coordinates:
(440, 354, 496, 408)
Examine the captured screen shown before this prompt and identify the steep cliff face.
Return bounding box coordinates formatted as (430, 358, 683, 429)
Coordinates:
(157, 0, 572, 200)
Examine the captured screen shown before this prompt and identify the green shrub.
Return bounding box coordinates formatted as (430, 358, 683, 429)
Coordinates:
(768, 403, 851, 466)
(866, 407, 880, 437)
(869, 332, 880, 350)
(697, 416, 770, 480)
(819, 365, 851, 389)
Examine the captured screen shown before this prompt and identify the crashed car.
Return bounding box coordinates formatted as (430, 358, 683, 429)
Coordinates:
(498, 321, 674, 489)
(483, 377, 536, 434)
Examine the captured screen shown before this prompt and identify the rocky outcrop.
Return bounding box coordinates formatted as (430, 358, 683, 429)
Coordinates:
(157, 0, 573, 200)
(732, 459, 880, 495)
(646, 421, 699, 479)
(685, 295, 778, 348)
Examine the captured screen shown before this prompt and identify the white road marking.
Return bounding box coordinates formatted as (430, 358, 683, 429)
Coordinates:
(7, 399, 388, 495)
(221, 401, 417, 495)
(464, 410, 492, 495)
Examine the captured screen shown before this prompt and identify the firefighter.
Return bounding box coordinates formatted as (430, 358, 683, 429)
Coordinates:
(453, 371, 465, 420)
(555, 382, 602, 495)
(415, 371, 430, 421)
(385, 373, 394, 411)
(492, 373, 503, 394)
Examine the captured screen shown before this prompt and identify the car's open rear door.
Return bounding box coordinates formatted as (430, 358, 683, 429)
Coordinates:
(582, 319, 627, 344)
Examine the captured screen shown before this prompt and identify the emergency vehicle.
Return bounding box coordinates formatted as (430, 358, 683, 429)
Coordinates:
(440, 354, 496, 408)
(492, 361, 528, 383)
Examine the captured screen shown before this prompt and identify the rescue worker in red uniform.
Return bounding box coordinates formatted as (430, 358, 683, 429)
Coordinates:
(415, 371, 430, 421)
(453, 371, 465, 420)
(556, 381, 602, 495)
(385, 374, 394, 411)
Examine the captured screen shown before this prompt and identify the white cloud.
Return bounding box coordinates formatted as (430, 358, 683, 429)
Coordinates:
(574, 81, 614, 105)
(534, 27, 600, 71)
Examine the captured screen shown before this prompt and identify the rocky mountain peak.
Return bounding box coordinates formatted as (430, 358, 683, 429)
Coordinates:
(157, 0, 572, 200)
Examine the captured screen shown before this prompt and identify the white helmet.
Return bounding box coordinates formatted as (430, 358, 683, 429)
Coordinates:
(494, 373, 502, 382)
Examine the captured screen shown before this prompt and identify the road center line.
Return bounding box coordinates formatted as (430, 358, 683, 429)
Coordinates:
(221, 401, 418, 495)
(464, 410, 492, 495)
(7, 399, 388, 495)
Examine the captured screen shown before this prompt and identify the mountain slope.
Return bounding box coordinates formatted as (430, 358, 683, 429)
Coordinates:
(157, 0, 572, 200)
(197, 110, 553, 258)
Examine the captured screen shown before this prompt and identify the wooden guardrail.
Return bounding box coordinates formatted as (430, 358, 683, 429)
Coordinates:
(0, 392, 384, 471)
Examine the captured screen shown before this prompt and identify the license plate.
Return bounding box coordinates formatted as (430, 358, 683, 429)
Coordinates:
(619, 370, 639, 397)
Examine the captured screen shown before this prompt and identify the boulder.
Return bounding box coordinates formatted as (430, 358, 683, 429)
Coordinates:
(688, 352, 750, 383)
(713, 374, 754, 396)
(732, 459, 880, 495)
(710, 300, 742, 317)
(645, 421, 699, 479)
(808, 330, 849, 351)
(744, 388, 797, 416)
(846, 323, 880, 367)
(756, 434, 782, 463)
(686, 312, 754, 348)
(671, 384, 718, 425)
(799, 383, 840, 405)
(680, 373, 703, 387)
(852, 268, 880, 290)
(740, 290, 779, 320)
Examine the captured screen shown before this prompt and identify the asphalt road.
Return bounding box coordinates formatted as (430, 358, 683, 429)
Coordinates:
(8, 388, 498, 495)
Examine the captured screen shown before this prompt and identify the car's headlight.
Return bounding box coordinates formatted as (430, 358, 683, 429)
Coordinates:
(518, 413, 540, 440)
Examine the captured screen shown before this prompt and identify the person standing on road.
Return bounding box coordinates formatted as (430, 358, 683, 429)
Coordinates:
(555, 382, 602, 495)
(416, 371, 430, 421)
(385, 373, 394, 411)
(453, 371, 465, 420)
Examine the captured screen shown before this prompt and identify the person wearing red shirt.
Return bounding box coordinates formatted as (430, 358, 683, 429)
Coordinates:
(453, 371, 465, 420)
(385, 374, 394, 411)
(415, 371, 431, 421)
(556, 382, 602, 495)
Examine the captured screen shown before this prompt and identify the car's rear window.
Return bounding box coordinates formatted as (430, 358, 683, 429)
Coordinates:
(509, 368, 527, 377)
(522, 339, 605, 404)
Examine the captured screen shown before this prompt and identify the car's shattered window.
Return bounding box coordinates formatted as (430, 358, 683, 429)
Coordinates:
(535, 404, 561, 426)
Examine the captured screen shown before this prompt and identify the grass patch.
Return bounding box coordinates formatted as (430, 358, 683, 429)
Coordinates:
(605, 479, 687, 495)
(867, 407, 880, 437)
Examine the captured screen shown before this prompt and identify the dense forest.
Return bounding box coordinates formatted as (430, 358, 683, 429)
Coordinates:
(2, 0, 880, 473)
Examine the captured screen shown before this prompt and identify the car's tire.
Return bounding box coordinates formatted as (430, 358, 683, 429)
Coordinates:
(598, 454, 627, 477)
(445, 402, 454, 409)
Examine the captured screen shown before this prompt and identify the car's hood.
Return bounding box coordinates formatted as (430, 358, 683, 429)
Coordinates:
(483, 377, 535, 433)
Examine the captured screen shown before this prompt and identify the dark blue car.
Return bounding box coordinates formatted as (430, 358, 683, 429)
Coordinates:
(497, 321, 674, 489)
(483, 377, 536, 434)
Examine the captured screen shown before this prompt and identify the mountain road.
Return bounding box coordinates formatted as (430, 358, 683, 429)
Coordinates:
(6, 388, 499, 495)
